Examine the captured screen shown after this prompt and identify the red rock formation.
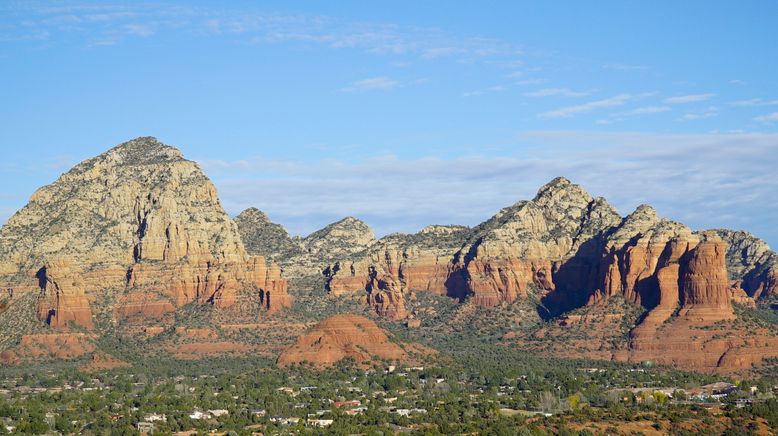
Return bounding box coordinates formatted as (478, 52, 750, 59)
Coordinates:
(365, 271, 407, 319)
(0, 333, 96, 364)
(326, 178, 620, 315)
(277, 314, 414, 368)
(462, 259, 555, 307)
(119, 255, 291, 318)
(678, 240, 735, 320)
(35, 258, 94, 330)
(254, 261, 292, 313)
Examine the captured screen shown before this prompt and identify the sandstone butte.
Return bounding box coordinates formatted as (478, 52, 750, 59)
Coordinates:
(0, 137, 291, 354)
(277, 314, 424, 368)
(247, 177, 777, 373)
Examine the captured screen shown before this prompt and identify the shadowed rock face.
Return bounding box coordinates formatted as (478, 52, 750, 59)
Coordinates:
(0, 137, 290, 333)
(277, 314, 412, 368)
(715, 229, 778, 300)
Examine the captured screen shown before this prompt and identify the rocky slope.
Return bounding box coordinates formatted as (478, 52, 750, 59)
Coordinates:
(0, 137, 291, 352)
(277, 314, 426, 368)
(237, 212, 376, 284)
(715, 229, 777, 300)
(234, 208, 304, 263)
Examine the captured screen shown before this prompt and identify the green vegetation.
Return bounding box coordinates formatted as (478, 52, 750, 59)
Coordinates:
(1, 352, 775, 435)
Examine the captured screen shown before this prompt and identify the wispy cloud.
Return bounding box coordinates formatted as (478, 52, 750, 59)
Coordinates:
(421, 47, 458, 59)
(664, 93, 716, 104)
(620, 105, 671, 115)
(729, 98, 778, 107)
(462, 85, 506, 97)
(596, 105, 671, 124)
(514, 78, 547, 86)
(523, 88, 591, 98)
(341, 76, 399, 92)
(124, 24, 154, 37)
(45, 155, 76, 171)
(2, 2, 526, 67)
(679, 106, 718, 121)
(755, 112, 778, 123)
(603, 63, 648, 71)
(196, 131, 778, 247)
(539, 94, 632, 118)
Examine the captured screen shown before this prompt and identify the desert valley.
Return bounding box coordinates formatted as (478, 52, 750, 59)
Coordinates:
(3, 2, 778, 433)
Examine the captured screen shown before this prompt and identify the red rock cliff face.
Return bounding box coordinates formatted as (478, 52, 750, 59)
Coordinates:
(325, 179, 758, 335)
(325, 178, 620, 316)
(326, 226, 470, 319)
(457, 258, 555, 308)
(35, 258, 94, 330)
(122, 255, 290, 316)
(679, 240, 735, 319)
(611, 236, 753, 372)
(586, 204, 738, 325)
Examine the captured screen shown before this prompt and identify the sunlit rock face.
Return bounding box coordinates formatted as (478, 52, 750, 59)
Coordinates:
(0, 137, 290, 333)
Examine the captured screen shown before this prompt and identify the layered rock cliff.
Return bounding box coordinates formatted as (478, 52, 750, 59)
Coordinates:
(325, 224, 471, 318)
(324, 178, 623, 318)
(0, 137, 290, 335)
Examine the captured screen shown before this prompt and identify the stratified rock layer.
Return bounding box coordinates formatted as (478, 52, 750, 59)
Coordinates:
(0, 137, 290, 336)
(326, 178, 622, 318)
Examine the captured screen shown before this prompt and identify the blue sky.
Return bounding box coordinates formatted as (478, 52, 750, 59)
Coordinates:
(1, 1, 777, 247)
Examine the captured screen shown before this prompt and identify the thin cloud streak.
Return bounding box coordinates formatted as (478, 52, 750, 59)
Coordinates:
(341, 76, 399, 92)
(3, 3, 527, 66)
(730, 98, 778, 107)
(523, 88, 591, 97)
(755, 112, 778, 123)
(539, 94, 632, 118)
(664, 93, 716, 104)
